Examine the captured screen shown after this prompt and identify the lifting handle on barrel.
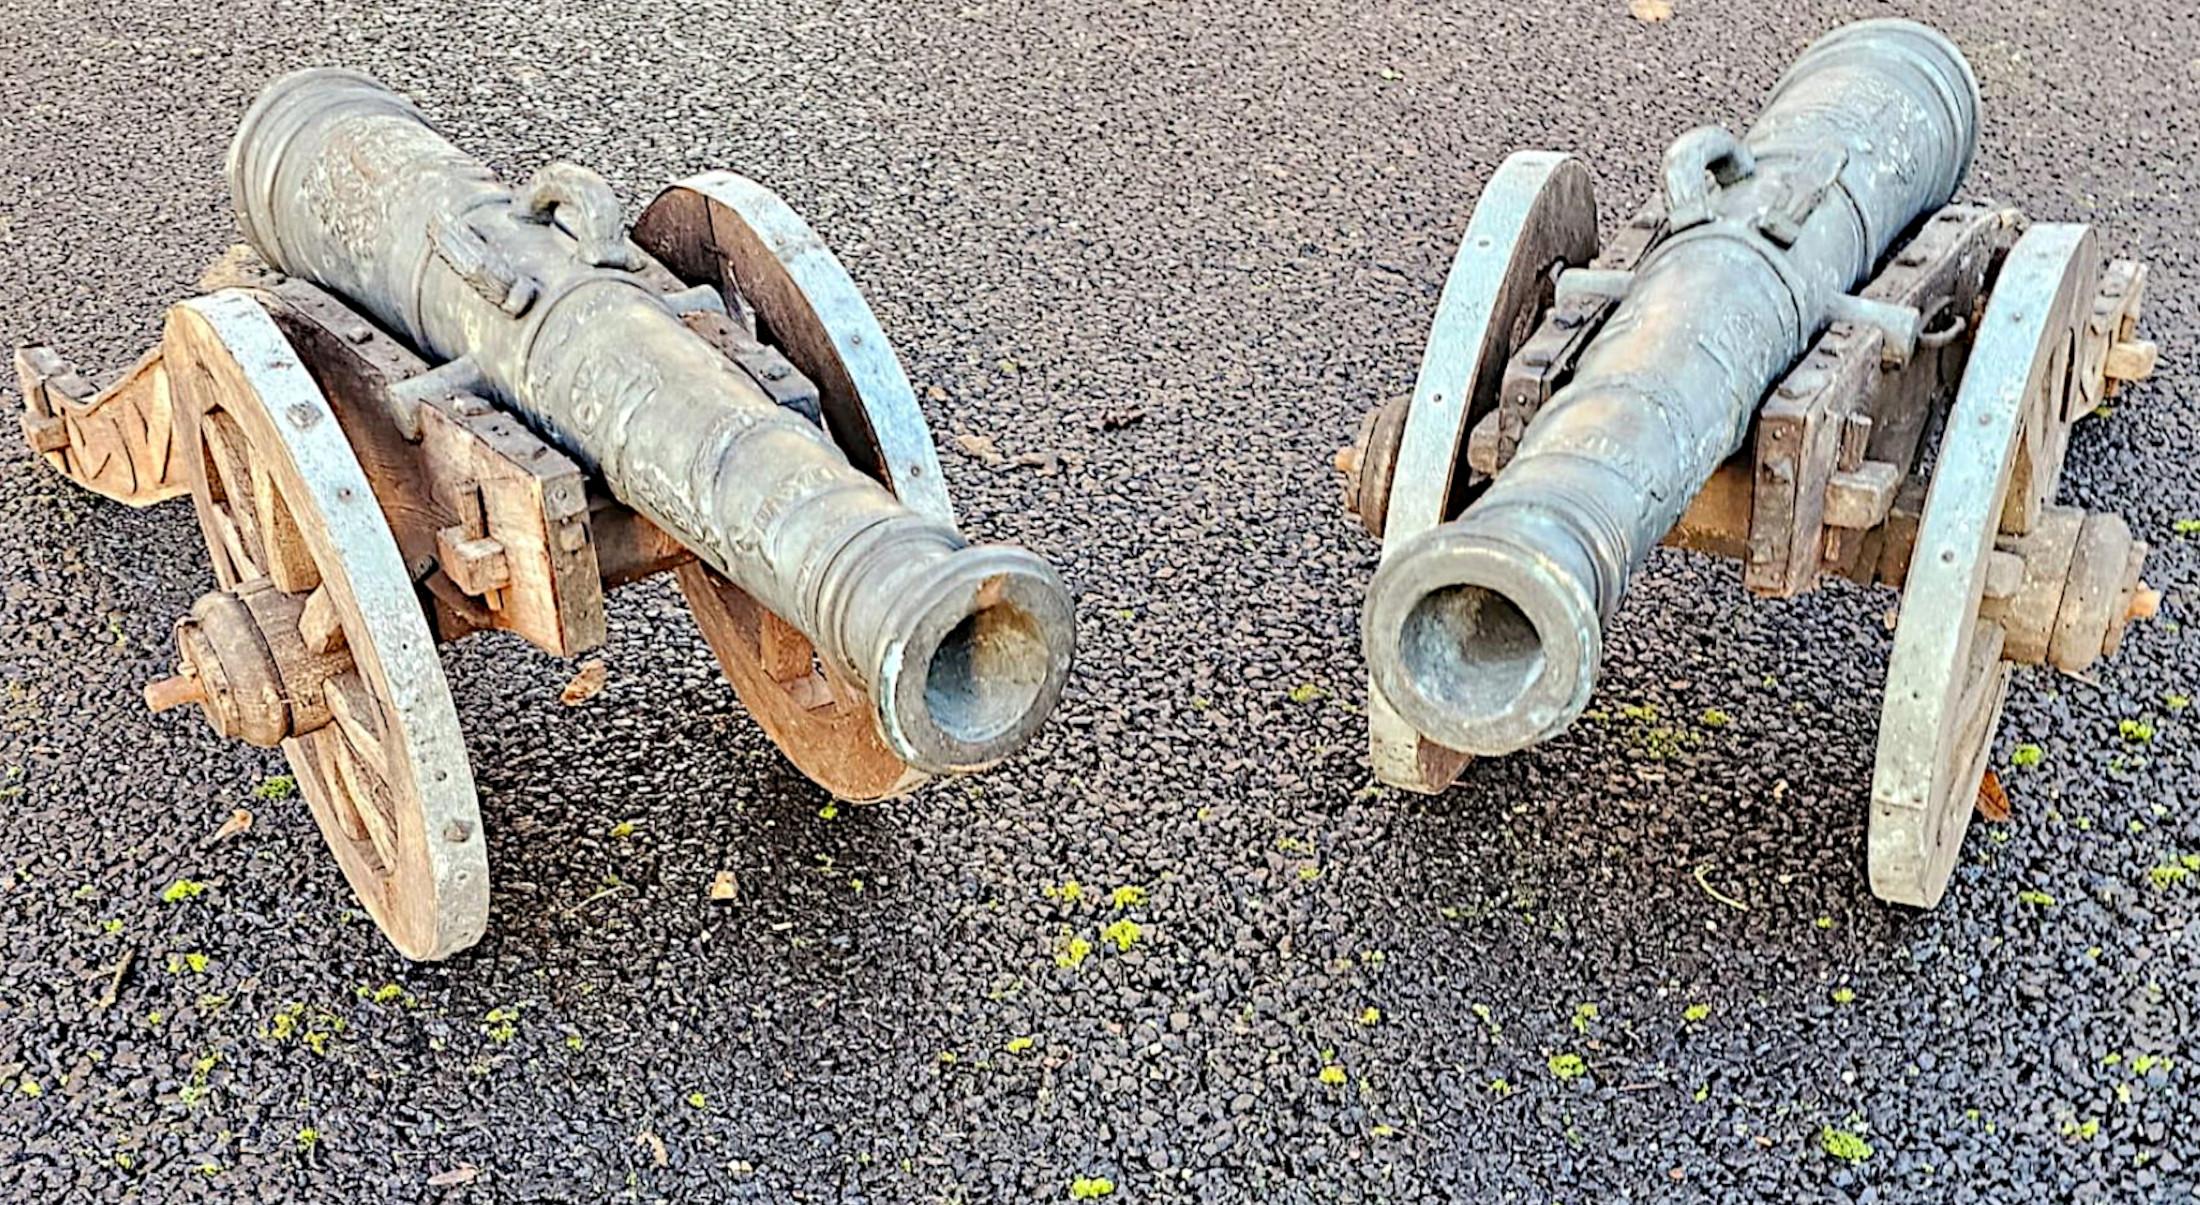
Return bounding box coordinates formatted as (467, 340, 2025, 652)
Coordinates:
(1664, 126, 1756, 230)
(514, 161, 643, 271)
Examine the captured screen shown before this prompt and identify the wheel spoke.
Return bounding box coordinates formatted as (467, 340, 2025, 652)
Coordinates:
(209, 507, 263, 582)
(326, 673, 389, 773)
(250, 455, 322, 593)
(756, 609, 815, 683)
(311, 733, 372, 841)
(324, 732, 398, 872)
(203, 411, 264, 550)
(298, 584, 346, 655)
(815, 658, 867, 713)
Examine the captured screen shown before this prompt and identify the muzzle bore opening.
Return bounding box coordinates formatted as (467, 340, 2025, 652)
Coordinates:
(1398, 582, 1548, 725)
(919, 595, 1054, 752)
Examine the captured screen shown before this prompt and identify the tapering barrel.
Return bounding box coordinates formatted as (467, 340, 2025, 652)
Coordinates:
(227, 69, 1073, 774)
(1365, 20, 1981, 755)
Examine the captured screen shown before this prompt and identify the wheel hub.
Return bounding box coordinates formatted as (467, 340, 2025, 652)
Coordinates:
(145, 580, 354, 747)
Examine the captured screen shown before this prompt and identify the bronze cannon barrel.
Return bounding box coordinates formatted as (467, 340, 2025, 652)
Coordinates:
(227, 69, 1073, 774)
(1365, 20, 1981, 755)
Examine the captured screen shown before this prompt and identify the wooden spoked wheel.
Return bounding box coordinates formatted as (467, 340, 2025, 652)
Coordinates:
(1369, 151, 1600, 793)
(632, 173, 955, 802)
(169, 292, 487, 959)
(1871, 225, 2099, 908)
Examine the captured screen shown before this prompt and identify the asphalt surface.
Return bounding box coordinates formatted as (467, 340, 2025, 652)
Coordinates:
(2, 0, 2197, 1200)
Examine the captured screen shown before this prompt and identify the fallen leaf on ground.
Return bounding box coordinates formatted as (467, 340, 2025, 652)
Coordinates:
(560, 660, 608, 705)
(1976, 768, 2011, 822)
(954, 432, 1005, 466)
(212, 808, 253, 841)
(96, 948, 133, 1010)
(636, 1131, 669, 1167)
(708, 870, 739, 902)
(1629, 0, 1673, 21)
(426, 1165, 480, 1187)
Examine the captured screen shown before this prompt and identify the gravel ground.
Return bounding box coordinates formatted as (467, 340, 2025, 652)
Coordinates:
(2, 0, 2197, 1200)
